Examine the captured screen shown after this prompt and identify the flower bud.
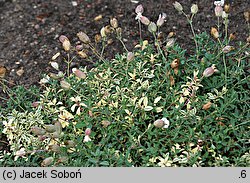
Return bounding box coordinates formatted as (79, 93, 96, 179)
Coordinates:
(140, 16, 150, 25)
(85, 128, 91, 136)
(49, 144, 60, 153)
(60, 80, 71, 90)
(191, 4, 198, 14)
(100, 27, 106, 37)
(135, 4, 143, 14)
(95, 34, 102, 43)
(38, 135, 46, 141)
(41, 157, 54, 167)
(202, 64, 218, 77)
(77, 32, 90, 44)
(31, 126, 46, 136)
(148, 22, 157, 33)
(127, 52, 135, 61)
(72, 68, 86, 79)
(110, 18, 118, 29)
(202, 101, 212, 110)
(224, 4, 230, 13)
(173, 1, 183, 12)
(157, 13, 167, 27)
(222, 45, 234, 53)
(45, 125, 56, 133)
(211, 27, 219, 39)
(229, 33, 236, 41)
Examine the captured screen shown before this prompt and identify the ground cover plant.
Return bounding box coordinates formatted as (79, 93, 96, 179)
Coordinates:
(0, 1, 249, 167)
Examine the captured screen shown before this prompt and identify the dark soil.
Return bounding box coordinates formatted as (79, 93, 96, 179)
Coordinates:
(0, 0, 249, 88)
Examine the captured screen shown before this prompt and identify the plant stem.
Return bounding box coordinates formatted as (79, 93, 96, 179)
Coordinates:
(138, 21, 142, 40)
(222, 54, 227, 86)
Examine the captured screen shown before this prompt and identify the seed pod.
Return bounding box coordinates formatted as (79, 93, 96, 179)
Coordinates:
(140, 16, 150, 25)
(77, 51, 88, 58)
(222, 45, 234, 53)
(202, 101, 212, 110)
(211, 27, 219, 39)
(49, 144, 60, 153)
(45, 125, 56, 133)
(75, 44, 83, 51)
(65, 140, 76, 148)
(173, 1, 183, 12)
(41, 157, 54, 167)
(110, 18, 118, 29)
(60, 80, 71, 90)
(72, 68, 86, 79)
(116, 27, 122, 37)
(148, 22, 157, 33)
(191, 4, 198, 14)
(77, 32, 91, 44)
(127, 52, 135, 61)
(154, 119, 164, 128)
(31, 126, 46, 136)
(214, 5, 223, 17)
(62, 39, 71, 51)
(54, 121, 62, 135)
(202, 64, 218, 78)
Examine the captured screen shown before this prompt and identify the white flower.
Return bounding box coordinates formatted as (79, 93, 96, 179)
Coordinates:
(84, 135, 91, 142)
(135, 12, 142, 21)
(70, 96, 87, 115)
(214, 0, 224, 6)
(39, 75, 50, 84)
(162, 118, 170, 128)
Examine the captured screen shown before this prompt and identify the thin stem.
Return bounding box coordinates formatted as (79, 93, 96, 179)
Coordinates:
(222, 54, 227, 86)
(118, 37, 129, 52)
(100, 39, 106, 57)
(138, 21, 142, 40)
(88, 43, 106, 63)
(182, 11, 199, 59)
(153, 32, 166, 61)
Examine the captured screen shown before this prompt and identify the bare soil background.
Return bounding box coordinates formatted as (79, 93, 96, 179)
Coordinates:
(0, 0, 249, 93)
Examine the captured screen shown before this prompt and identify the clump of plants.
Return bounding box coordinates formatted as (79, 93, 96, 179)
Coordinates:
(0, 1, 249, 167)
